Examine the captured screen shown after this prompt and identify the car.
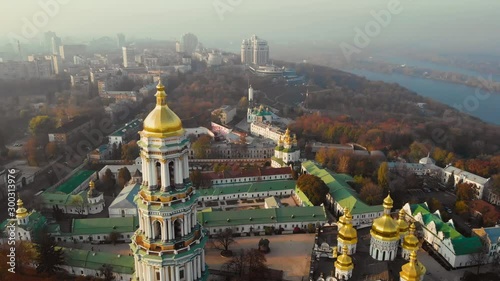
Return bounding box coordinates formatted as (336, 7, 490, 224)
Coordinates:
(423, 188, 431, 193)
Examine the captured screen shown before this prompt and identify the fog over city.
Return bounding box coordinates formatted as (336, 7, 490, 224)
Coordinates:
(1, 0, 500, 55)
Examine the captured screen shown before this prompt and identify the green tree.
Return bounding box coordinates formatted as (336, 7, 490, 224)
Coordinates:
(118, 167, 132, 188)
(258, 238, 270, 253)
(192, 135, 211, 159)
(377, 162, 389, 189)
(102, 168, 116, 189)
(35, 230, 65, 275)
(296, 174, 329, 206)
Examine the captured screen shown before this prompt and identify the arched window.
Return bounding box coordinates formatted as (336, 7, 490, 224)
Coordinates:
(174, 219, 182, 240)
(169, 161, 175, 186)
(153, 220, 162, 240)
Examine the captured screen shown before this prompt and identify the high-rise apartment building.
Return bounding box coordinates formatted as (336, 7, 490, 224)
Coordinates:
(117, 33, 126, 49)
(122, 46, 136, 68)
(176, 33, 198, 54)
(241, 35, 269, 66)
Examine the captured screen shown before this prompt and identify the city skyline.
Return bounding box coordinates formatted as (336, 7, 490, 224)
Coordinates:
(1, 0, 500, 55)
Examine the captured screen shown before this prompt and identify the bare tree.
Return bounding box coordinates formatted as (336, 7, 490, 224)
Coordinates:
(470, 244, 489, 275)
(223, 249, 269, 281)
(211, 228, 236, 257)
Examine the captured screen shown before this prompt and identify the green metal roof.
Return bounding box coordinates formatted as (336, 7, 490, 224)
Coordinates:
(409, 203, 483, 255)
(294, 187, 313, 206)
(64, 248, 135, 274)
(197, 206, 326, 228)
(55, 170, 94, 194)
(301, 161, 383, 214)
(271, 156, 285, 166)
(197, 180, 296, 197)
(71, 216, 138, 235)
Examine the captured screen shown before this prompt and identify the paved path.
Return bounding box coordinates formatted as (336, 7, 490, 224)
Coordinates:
(205, 233, 315, 281)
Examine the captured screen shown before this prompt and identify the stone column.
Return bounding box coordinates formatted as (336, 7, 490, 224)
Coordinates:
(186, 213, 191, 233)
(183, 154, 189, 180)
(149, 160, 156, 188)
(201, 249, 205, 271)
(175, 159, 182, 184)
(162, 221, 167, 242)
(175, 266, 180, 281)
(148, 267, 154, 281)
(167, 219, 173, 240)
(169, 265, 175, 281)
(161, 161, 168, 189)
(186, 261, 192, 281)
(197, 255, 202, 279)
(159, 266, 164, 281)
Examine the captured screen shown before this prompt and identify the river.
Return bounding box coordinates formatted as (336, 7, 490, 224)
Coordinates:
(343, 68, 500, 125)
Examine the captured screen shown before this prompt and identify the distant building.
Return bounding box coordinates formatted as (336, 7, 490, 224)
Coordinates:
(472, 226, 500, 264)
(247, 105, 274, 123)
(117, 33, 126, 48)
(122, 46, 135, 68)
(59, 44, 87, 61)
(48, 117, 94, 145)
(51, 36, 62, 55)
(272, 128, 300, 168)
(207, 51, 223, 66)
(108, 118, 142, 146)
(212, 105, 236, 125)
(176, 33, 198, 54)
(250, 121, 284, 143)
(241, 35, 269, 66)
(443, 165, 490, 200)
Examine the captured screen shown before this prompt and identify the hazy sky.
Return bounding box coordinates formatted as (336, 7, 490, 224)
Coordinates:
(1, 0, 500, 54)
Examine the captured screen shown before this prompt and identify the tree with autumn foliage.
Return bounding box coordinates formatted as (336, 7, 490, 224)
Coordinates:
(296, 174, 329, 206)
(456, 182, 475, 202)
(377, 162, 389, 189)
(359, 182, 384, 205)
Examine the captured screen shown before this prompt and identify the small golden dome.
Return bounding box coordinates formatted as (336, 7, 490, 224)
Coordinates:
(371, 214, 399, 241)
(397, 209, 409, 234)
(383, 193, 393, 209)
(335, 245, 354, 271)
(338, 207, 351, 228)
(142, 79, 184, 138)
(403, 223, 419, 251)
(16, 198, 28, 219)
(338, 208, 357, 243)
(400, 250, 425, 281)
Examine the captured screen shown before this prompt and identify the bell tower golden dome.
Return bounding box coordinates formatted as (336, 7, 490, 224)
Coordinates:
(141, 79, 184, 138)
(337, 207, 358, 254)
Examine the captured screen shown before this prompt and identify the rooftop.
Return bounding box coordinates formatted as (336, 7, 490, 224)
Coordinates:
(54, 170, 94, 194)
(71, 216, 138, 235)
(64, 248, 134, 274)
(302, 161, 383, 214)
(444, 165, 489, 185)
(50, 116, 91, 134)
(197, 206, 326, 228)
(110, 118, 143, 137)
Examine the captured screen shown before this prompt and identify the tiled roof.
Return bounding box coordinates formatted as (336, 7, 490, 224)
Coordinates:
(109, 183, 140, 209)
(301, 161, 383, 214)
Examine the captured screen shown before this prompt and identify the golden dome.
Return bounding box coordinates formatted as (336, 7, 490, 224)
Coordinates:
(397, 209, 409, 234)
(338, 208, 357, 244)
(142, 79, 184, 138)
(371, 215, 399, 241)
(335, 245, 354, 271)
(403, 223, 419, 251)
(400, 251, 425, 281)
(383, 193, 393, 209)
(16, 198, 28, 219)
(338, 207, 351, 228)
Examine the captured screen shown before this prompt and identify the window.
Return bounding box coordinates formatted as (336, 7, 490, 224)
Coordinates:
(180, 269, 184, 279)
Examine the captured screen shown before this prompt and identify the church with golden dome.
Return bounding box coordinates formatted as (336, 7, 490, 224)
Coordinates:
(129, 79, 208, 281)
(313, 193, 427, 281)
(369, 194, 400, 261)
